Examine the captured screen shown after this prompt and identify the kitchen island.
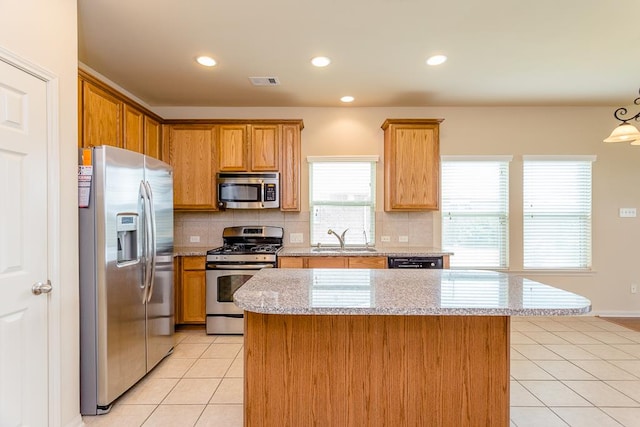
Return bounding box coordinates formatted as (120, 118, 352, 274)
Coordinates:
(234, 269, 591, 427)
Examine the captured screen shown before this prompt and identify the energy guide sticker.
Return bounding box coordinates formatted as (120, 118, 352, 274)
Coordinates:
(78, 165, 93, 208)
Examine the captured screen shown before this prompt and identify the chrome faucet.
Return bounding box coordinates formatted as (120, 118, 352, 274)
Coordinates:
(327, 228, 348, 250)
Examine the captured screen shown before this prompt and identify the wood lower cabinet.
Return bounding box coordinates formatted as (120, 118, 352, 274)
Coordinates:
(167, 125, 217, 210)
(382, 119, 443, 211)
(176, 256, 206, 324)
(244, 313, 510, 426)
(278, 256, 387, 269)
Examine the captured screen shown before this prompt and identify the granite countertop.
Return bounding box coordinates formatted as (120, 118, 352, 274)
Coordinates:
(278, 246, 453, 257)
(234, 268, 592, 316)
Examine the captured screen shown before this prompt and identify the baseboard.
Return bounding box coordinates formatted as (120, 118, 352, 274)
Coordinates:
(594, 311, 640, 318)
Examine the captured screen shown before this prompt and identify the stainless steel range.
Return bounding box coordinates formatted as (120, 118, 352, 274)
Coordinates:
(206, 226, 283, 334)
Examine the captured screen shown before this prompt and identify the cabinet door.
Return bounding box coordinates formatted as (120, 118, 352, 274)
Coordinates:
(144, 116, 162, 159)
(307, 257, 347, 268)
(348, 257, 387, 269)
(82, 81, 122, 148)
(181, 270, 206, 323)
(278, 257, 305, 268)
(123, 104, 144, 154)
(179, 256, 206, 324)
(384, 120, 440, 211)
(218, 125, 248, 171)
(279, 124, 301, 211)
(169, 126, 217, 210)
(250, 124, 279, 171)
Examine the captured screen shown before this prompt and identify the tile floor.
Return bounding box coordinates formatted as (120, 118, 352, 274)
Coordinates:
(82, 316, 640, 427)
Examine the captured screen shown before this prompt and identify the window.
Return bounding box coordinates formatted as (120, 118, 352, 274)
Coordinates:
(308, 156, 377, 246)
(523, 156, 595, 269)
(441, 156, 511, 268)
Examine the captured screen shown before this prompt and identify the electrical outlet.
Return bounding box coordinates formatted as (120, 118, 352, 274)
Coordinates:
(381, 235, 391, 242)
(289, 233, 303, 244)
(632, 284, 638, 294)
(399, 235, 409, 243)
(620, 208, 637, 218)
(189, 235, 200, 243)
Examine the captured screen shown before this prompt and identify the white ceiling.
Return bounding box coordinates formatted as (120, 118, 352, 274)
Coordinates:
(78, 0, 640, 108)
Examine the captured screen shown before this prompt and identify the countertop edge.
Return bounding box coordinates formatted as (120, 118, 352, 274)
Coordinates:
(278, 246, 453, 257)
(234, 302, 592, 317)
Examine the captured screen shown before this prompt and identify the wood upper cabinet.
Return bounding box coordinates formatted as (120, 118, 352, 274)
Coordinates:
(168, 125, 217, 210)
(81, 80, 122, 148)
(218, 125, 248, 171)
(250, 124, 279, 171)
(279, 124, 301, 211)
(78, 71, 163, 158)
(123, 104, 144, 154)
(382, 119, 443, 211)
(218, 124, 280, 172)
(144, 116, 162, 159)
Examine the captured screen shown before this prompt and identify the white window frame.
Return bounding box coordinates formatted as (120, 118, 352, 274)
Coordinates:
(308, 155, 378, 247)
(522, 155, 595, 270)
(441, 155, 512, 269)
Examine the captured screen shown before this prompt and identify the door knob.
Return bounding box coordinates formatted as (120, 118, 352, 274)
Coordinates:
(32, 280, 52, 295)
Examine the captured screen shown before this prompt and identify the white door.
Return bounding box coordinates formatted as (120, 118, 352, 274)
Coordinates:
(0, 59, 49, 426)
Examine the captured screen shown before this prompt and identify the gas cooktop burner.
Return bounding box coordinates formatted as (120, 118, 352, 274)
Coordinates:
(206, 225, 284, 257)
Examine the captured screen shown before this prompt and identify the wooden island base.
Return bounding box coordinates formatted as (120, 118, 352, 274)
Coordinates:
(244, 312, 510, 427)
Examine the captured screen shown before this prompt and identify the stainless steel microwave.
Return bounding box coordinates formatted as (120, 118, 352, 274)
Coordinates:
(217, 172, 280, 209)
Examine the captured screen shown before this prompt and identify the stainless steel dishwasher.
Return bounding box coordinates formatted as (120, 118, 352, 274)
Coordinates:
(387, 256, 443, 269)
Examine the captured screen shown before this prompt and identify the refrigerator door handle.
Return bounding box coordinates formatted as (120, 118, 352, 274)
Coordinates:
(144, 181, 157, 303)
(140, 180, 152, 303)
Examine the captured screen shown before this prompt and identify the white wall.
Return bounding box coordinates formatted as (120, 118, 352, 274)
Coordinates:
(0, 0, 80, 425)
(157, 105, 640, 316)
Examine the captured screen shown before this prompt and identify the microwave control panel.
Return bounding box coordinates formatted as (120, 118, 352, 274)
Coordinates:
(264, 183, 277, 201)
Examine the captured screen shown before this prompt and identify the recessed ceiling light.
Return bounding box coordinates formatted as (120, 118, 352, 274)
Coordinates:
(311, 56, 331, 67)
(196, 56, 217, 67)
(426, 55, 447, 66)
(340, 96, 354, 103)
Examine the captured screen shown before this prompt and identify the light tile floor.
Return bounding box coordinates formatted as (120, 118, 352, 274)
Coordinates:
(82, 316, 640, 427)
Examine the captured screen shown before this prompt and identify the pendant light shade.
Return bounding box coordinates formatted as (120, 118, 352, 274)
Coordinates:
(604, 88, 640, 144)
(604, 122, 640, 143)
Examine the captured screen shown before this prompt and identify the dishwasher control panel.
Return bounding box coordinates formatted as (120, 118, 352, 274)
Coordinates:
(387, 256, 443, 269)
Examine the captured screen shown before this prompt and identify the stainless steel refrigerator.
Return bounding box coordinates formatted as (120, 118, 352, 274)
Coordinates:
(79, 146, 174, 415)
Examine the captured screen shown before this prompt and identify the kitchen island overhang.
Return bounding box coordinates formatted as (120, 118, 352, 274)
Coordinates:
(234, 269, 591, 427)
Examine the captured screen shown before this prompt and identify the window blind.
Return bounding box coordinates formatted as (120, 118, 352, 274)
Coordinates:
(523, 157, 594, 269)
(441, 158, 510, 268)
(309, 159, 376, 246)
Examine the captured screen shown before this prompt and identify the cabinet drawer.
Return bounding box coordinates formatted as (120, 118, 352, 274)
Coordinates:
(183, 256, 205, 270)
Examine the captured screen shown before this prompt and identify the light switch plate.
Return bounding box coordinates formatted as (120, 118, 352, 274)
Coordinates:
(620, 208, 637, 218)
(290, 232, 303, 243)
(189, 235, 201, 243)
(399, 235, 409, 243)
(381, 236, 391, 242)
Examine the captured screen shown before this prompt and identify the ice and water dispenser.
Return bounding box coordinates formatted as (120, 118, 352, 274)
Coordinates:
(116, 213, 138, 263)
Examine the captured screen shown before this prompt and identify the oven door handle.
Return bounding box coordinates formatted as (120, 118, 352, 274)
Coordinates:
(209, 264, 274, 270)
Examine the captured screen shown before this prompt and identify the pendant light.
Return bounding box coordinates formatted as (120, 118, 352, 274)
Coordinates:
(603, 88, 640, 143)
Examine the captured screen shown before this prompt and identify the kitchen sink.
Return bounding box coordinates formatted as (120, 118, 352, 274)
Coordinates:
(311, 247, 378, 253)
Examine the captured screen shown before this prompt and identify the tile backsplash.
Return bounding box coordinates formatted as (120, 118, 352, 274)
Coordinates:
(174, 210, 434, 249)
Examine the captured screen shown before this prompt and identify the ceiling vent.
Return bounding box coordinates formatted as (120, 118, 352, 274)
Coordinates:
(249, 77, 280, 86)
